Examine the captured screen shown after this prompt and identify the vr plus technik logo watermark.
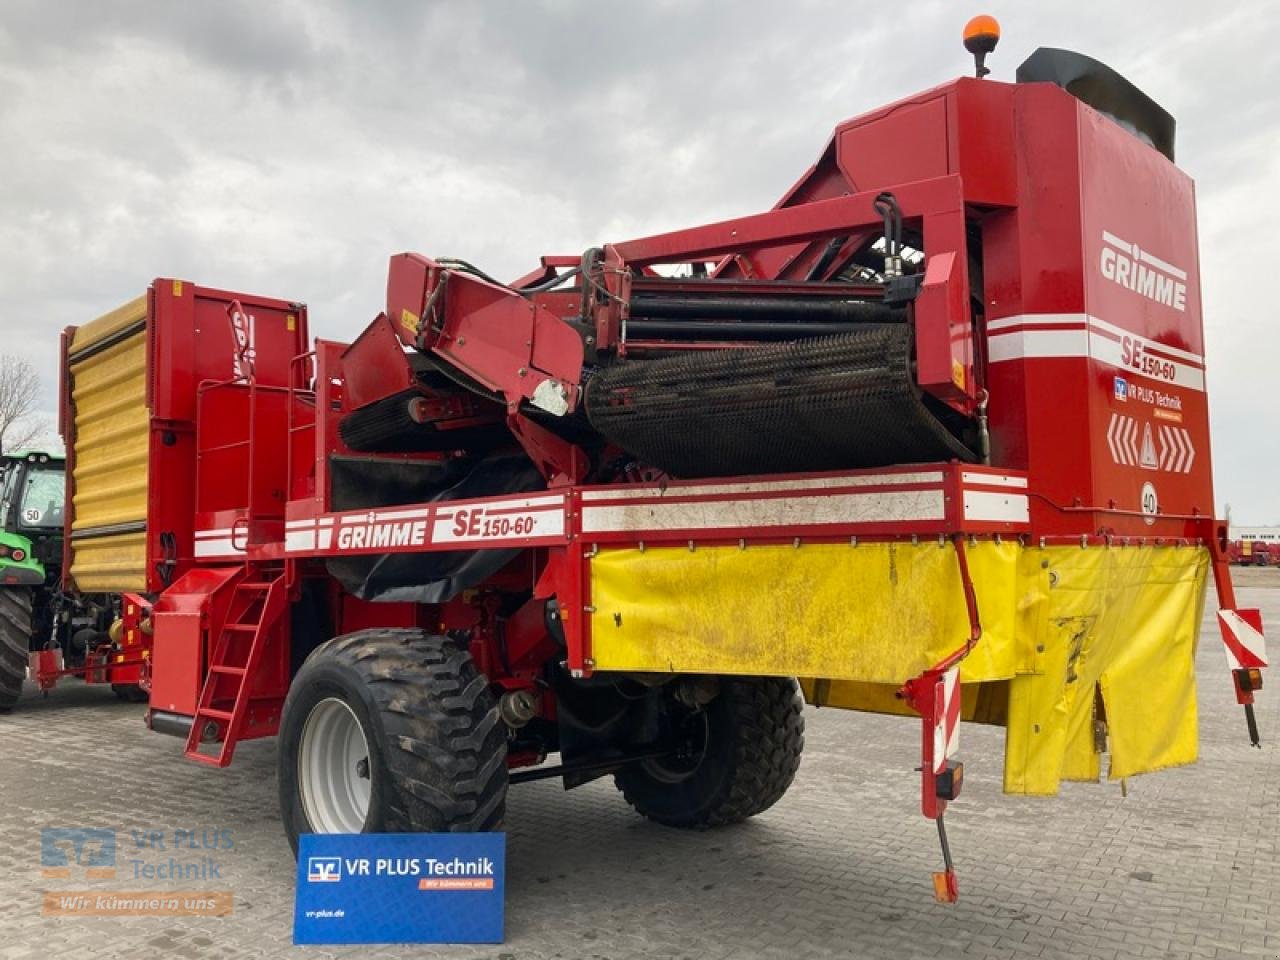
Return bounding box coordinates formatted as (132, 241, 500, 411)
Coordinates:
(39, 827, 236, 917)
(307, 857, 342, 883)
(41, 828, 117, 880)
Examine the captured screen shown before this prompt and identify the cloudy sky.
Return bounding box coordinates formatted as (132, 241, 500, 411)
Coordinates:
(2, 1, 1277, 521)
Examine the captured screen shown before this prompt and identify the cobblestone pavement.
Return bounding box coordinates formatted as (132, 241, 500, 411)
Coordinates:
(0, 570, 1277, 960)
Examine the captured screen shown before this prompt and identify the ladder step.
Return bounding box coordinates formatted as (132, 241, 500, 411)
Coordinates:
(185, 750, 230, 767)
(183, 568, 285, 770)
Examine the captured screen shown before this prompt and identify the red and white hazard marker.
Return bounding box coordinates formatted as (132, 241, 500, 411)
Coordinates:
(1218, 608, 1267, 671)
(900, 662, 965, 903)
(1217, 608, 1267, 747)
(932, 666, 961, 774)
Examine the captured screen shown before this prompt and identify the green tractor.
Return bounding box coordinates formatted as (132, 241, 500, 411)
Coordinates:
(0, 451, 64, 709)
(0, 451, 125, 710)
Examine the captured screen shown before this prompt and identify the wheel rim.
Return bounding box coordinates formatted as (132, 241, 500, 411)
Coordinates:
(642, 709, 710, 784)
(298, 697, 372, 833)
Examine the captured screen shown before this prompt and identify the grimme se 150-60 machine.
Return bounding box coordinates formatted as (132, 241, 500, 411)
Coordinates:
(51, 25, 1267, 900)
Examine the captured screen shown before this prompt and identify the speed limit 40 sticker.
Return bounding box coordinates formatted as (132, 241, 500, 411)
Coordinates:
(1140, 481, 1159, 526)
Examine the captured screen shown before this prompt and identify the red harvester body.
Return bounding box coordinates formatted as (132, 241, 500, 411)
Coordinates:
(55, 45, 1265, 899)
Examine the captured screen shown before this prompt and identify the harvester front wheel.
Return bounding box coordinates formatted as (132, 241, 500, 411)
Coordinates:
(615, 676, 804, 828)
(277, 629, 507, 854)
(0, 588, 33, 712)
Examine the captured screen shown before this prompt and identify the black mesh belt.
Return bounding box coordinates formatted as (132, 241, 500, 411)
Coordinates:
(585, 324, 976, 478)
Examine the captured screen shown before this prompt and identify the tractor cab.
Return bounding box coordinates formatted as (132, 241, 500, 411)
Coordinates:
(0, 450, 65, 587)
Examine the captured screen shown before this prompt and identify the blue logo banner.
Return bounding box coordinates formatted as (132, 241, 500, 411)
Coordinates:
(293, 833, 505, 944)
(42, 828, 116, 868)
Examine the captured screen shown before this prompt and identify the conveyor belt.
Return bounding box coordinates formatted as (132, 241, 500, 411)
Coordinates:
(339, 389, 506, 453)
(584, 324, 975, 478)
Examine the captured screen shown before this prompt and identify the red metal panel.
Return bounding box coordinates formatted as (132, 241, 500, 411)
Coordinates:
(984, 84, 1093, 537)
(914, 247, 973, 407)
(983, 82, 1211, 538)
(385, 252, 432, 344)
(194, 384, 294, 521)
(144, 282, 309, 589)
(335, 592, 422, 635)
(951, 78, 1017, 207)
(1077, 103, 1211, 535)
(57, 326, 76, 586)
(310, 341, 348, 512)
(387, 255, 586, 417)
(831, 78, 1015, 206)
(837, 95, 949, 193)
(150, 609, 203, 715)
(339, 314, 417, 411)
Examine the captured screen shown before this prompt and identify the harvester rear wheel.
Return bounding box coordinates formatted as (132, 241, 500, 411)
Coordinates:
(615, 677, 804, 828)
(0, 588, 33, 712)
(277, 628, 507, 854)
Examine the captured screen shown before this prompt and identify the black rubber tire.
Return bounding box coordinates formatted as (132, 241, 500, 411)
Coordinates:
(278, 628, 507, 855)
(615, 676, 805, 828)
(0, 588, 32, 712)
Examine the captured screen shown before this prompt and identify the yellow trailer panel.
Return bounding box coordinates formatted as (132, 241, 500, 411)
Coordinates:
(66, 294, 149, 591)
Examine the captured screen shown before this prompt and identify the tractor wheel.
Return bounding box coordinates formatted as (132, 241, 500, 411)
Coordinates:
(277, 628, 507, 854)
(0, 588, 33, 712)
(615, 676, 804, 828)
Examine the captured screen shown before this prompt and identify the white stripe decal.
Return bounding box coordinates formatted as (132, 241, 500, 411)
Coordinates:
(987, 328, 1089, 363)
(578, 472, 945, 502)
(1088, 331, 1204, 391)
(962, 491, 1029, 524)
(988, 313, 1204, 364)
(193, 538, 243, 558)
(285, 529, 316, 551)
(580, 490, 945, 533)
(367, 508, 432, 522)
(986, 313, 1085, 332)
(960, 471, 1028, 489)
(988, 314, 1205, 391)
(1087, 314, 1202, 365)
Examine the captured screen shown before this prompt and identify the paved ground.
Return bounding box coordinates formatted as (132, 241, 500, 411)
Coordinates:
(0, 568, 1277, 960)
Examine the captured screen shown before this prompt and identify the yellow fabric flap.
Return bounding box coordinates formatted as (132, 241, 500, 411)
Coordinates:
(589, 539, 1022, 684)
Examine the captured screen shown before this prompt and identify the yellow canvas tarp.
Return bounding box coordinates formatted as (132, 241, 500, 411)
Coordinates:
(589, 539, 1028, 683)
(1003, 544, 1206, 794)
(587, 540, 1206, 796)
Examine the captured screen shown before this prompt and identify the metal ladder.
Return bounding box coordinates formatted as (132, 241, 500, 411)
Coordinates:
(184, 567, 287, 767)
